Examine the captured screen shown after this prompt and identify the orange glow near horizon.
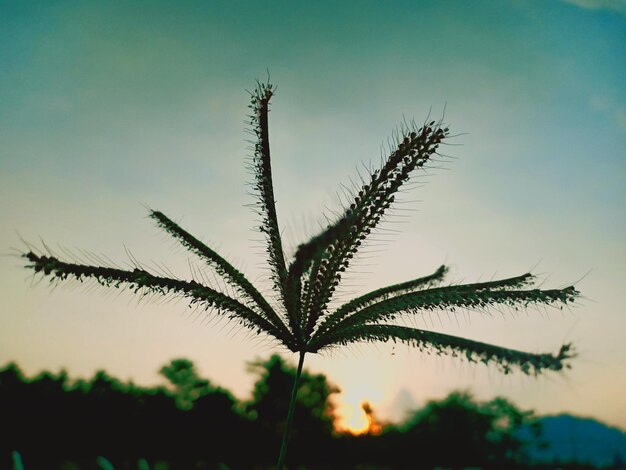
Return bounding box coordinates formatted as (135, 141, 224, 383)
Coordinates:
(335, 398, 383, 436)
(336, 402, 370, 435)
(334, 384, 384, 434)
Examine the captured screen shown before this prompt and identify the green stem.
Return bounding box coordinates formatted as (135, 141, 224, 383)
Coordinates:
(276, 351, 306, 470)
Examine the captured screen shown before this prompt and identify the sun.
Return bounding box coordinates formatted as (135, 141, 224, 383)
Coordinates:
(335, 395, 384, 436)
(337, 402, 370, 435)
(336, 401, 383, 435)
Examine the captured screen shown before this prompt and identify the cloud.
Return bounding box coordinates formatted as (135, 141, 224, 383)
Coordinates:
(385, 388, 418, 423)
(561, 0, 626, 16)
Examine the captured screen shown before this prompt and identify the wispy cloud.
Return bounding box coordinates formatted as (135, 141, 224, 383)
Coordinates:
(561, 0, 626, 16)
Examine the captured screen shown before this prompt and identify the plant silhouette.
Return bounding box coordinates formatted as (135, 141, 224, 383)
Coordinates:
(22, 81, 579, 469)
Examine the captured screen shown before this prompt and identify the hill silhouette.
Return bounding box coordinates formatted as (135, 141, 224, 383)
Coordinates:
(529, 415, 626, 467)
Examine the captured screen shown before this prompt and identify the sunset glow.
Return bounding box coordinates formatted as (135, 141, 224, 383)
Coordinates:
(336, 400, 384, 436)
(334, 380, 386, 435)
(336, 402, 370, 435)
(1, 0, 625, 434)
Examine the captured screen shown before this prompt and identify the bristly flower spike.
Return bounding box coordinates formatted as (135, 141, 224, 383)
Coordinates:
(21, 81, 580, 469)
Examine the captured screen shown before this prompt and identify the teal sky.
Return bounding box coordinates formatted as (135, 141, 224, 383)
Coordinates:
(1, 0, 625, 431)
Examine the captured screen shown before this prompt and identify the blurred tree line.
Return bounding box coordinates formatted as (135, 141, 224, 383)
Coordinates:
(0, 357, 599, 469)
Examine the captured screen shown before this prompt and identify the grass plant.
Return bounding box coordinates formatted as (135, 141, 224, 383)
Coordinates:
(22, 81, 579, 469)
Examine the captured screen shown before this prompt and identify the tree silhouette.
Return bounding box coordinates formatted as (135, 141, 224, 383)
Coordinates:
(345, 391, 545, 468)
(3, 359, 557, 468)
(160, 358, 213, 410)
(396, 391, 539, 467)
(245, 354, 339, 462)
(22, 81, 579, 469)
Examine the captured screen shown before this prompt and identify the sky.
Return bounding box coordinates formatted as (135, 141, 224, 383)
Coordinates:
(1, 0, 625, 432)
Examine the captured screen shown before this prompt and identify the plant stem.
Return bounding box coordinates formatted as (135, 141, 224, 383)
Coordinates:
(276, 351, 306, 470)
